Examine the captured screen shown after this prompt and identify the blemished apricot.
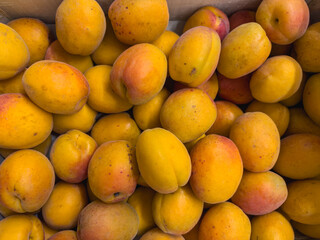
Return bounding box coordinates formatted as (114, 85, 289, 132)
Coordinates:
(229, 112, 280, 172)
(0, 93, 53, 149)
(108, 0, 169, 45)
(169, 26, 221, 87)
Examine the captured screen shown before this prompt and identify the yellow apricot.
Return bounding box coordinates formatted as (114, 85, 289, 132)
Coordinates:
(55, 0, 106, 55)
(22, 60, 89, 114)
(45, 40, 93, 73)
(303, 73, 320, 125)
(250, 211, 294, 240)
(152, 30, 179, 58)
(0, 93, 53, 149)
(273, 134, 320, 179)
(285, 108, 320, 136)
(281, 180, 320, 225)
(169, 26, 221, 87)
(0, 23, 29, 80)
(91, 20, 129, 65)
(42, 182, 88, 230)
(85, 65, 132, 113)
(0, 215, 44, 240)
(246, 100, 290, 136)
(136, 128, 191, 194)
(160, 88, 217, 143)
(127, 187, 156, 235)
(229, 112, 280, 172)
(8, 18, 49, 66)
(217, 22, 271, 79)
(53, 104, 97, 134)
(250, 55, 303, 103)
(133, 88, 170, 130)
(108, 0, 169, 45)
(152, 185, 203, 235)
(91, 113, 141, 146)
(0, 70, 26, 95)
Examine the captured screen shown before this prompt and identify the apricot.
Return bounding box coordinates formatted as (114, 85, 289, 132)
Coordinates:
(182, 221, 200, 240)
(23, 60, 89, 114)
(303, 73, 320, 125)
(0, 149, 55, 213)
(152, 30, 179, 58)
(108, 0, 169, 45)
(173, 73, 219, 100)
(136, 128, 191, 194)
(43, 222, 58, 240)
(206, 101, 243, 137)
(273, 134, 320, 179)
(229, 112, 280, 172)
(0, 214, 44, 240)
(184, 134, 206, 153)
(169, 26, 221, 87)
(231, 171, 288, 215)
(256, 0, 309, 45)
(190, 134, 243, 204)
(42, 182, 88, 230)
(0, 93, 52, 149)
(77, 201, 139, 240)
(291, 221, 320, 239)
(217, 73, 253, 105)
(229, 10, 256, 31)
(0, 69, 26, 95)
(183, 6, 229, 40)
(250, 211, 295, 240)
(281, 72, 307, 107)
(91, 113, 140, 146)
(88, 140, 139, 203)
(0, 134, 52, 159)
(53, 104, 97, 134)
(294, 22, 320, 72)
(0, 202, 15, 218)
(111, 43, 167, 105)
(133, 88, 170, 130)
(152, 185, 203, 235)
(91, 20, 129, 65)
(48, 230, 77, 240)
(217, 22, 271, 79)
(50, 130, 97, 183)
(198, 202, 251, 240)
(45, 40, 93, 73)
(246, 100, 290, 136)
(127, 187, 156, 235)
(84, 181, 98, 203)
(140, 228, 185, 240)
(85, 65, 132, 113)
(197, 73, 219, 100)
(55, 0, 106, 55)
(8, 18, 49, 66)
(160, 88, 217, 143)
(250, 55, 303, 103)
(0, 23, 29, 80)
(285, 108, 320, 136)
(281, 180, 320, 224)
